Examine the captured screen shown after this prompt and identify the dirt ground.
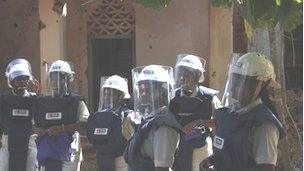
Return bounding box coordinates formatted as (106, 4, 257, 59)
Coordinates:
(80, 137, 97, 171)
(283, 90, 303, 170)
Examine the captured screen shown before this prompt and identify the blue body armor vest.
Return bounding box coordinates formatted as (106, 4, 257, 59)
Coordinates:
(0, 91, 36, 171)
(33, 93, 83, 128)
(124, 108, 181, 171)
(33, 93, 84, 171)
(87, 106, 132, 171)
(213, 104, 284, 171)
(171, 86, 218, 171)
(171, 86, 216, 126)
(0, 91, 35, 125)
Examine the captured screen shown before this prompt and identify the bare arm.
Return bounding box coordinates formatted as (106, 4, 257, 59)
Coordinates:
(46, 121, 86, 136)
(183, 95, 220, 134)
(63, 122, 86, 133)
(182, 119, 216, 134)
(33, 125, 47, 136)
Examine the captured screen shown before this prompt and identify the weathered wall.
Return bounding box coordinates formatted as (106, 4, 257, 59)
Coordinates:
(37, 0, 232, 101)
(0, 0, 40, 90)
(65, 1, 89, 101)
(134, 0, 210, 72)
(209, 6, 233, 96)
(63, 0, 233, 105)
(64, 0, 211, 103)
(38, 0, 64, 93)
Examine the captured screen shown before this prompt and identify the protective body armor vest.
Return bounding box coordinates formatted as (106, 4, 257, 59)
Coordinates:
(213, 104, 284, 171)
(171, 86, 216, 126)
(0, 91, 35, 125)
(171, 86, 217, 171)
(124, 108, 181, 171)
(33, 93, 83, 128)
(87, 106, 132, 171)
(33, 93, 84, 171)
(0, 91, 36, 171)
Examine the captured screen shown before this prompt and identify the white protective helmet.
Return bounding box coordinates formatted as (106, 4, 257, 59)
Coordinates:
(132, 65, 174, 120)
(176, 54, 206, 82)
(222, 52, 280, 110)
(7, 64, 31, 81)
(5, 58, 32, 88)
(137, 65, 173, 83)
(231, 52, 280, 88)
(49, 60, 74, 75)
(102, 75, 130, 99)
(47, 60, 74, 96)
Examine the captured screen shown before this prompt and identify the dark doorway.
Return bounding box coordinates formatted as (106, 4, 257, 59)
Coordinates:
(284, 24, 303, 90)
(89, 38, 134, 111)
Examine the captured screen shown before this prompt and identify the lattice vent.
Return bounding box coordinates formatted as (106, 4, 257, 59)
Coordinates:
(87, 0, 134, 36)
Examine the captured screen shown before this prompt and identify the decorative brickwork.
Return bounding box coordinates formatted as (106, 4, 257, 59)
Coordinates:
(87, 0, 134, 37)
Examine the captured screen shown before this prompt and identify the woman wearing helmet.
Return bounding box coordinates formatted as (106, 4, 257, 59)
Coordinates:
(171, 54, 220, 171)
(124, 65, 181, 171)
(87, 75, 134, 171)
(0, 58, 38, 171)
(32, 60, 89, 171)
(201, 52, 284, 171)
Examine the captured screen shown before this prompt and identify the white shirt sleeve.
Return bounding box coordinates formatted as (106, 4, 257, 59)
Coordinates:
(212, 95, 222, 109)
(152, 125, 180, 167)
(77, 101, 90, 122)
(251, 121, 280, 165)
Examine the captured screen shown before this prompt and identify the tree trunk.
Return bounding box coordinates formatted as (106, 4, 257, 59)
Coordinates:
(268, 25, 294, 171)
(248, 24, 296, 171)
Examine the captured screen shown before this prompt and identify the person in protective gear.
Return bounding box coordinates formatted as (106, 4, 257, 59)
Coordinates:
(32, 60, 89, 171)
(87, 75, 134, 171)
(0, 58, 38, 171)
(124, 65, 181, 171)
(171, 54, 221, 171)
(200, 52, 284, 171)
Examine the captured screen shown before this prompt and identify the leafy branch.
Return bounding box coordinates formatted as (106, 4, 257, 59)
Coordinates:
(211, 0, 303, 31)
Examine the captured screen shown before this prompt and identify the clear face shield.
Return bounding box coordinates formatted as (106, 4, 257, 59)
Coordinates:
(174, 65, 201, 95)
(46, 61, 74, 97)
(98, 77, 125, 112)
(174, 54, 206, 95)
(48, 71, 71, 97)
(132, 65, 173, 120)
(5, 59, 33, 92)
(5, 59, 32, 78)
(10, 76, 30, 91)
(222, 56, 260, 111)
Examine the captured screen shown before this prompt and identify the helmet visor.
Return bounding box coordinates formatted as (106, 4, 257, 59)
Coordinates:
(46, 61, 74, 97)
(10, 75, 30, 91)
(174, 65, 200, 94)
(132, 65, 173, 120)
(6, 59, 34, 90)
(98, 76, 125, 112)
(6, 58, 32, 77)
(222, 55, 260, 110)
(47, 71, 70, 97)
(175, 54, 206, 83)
